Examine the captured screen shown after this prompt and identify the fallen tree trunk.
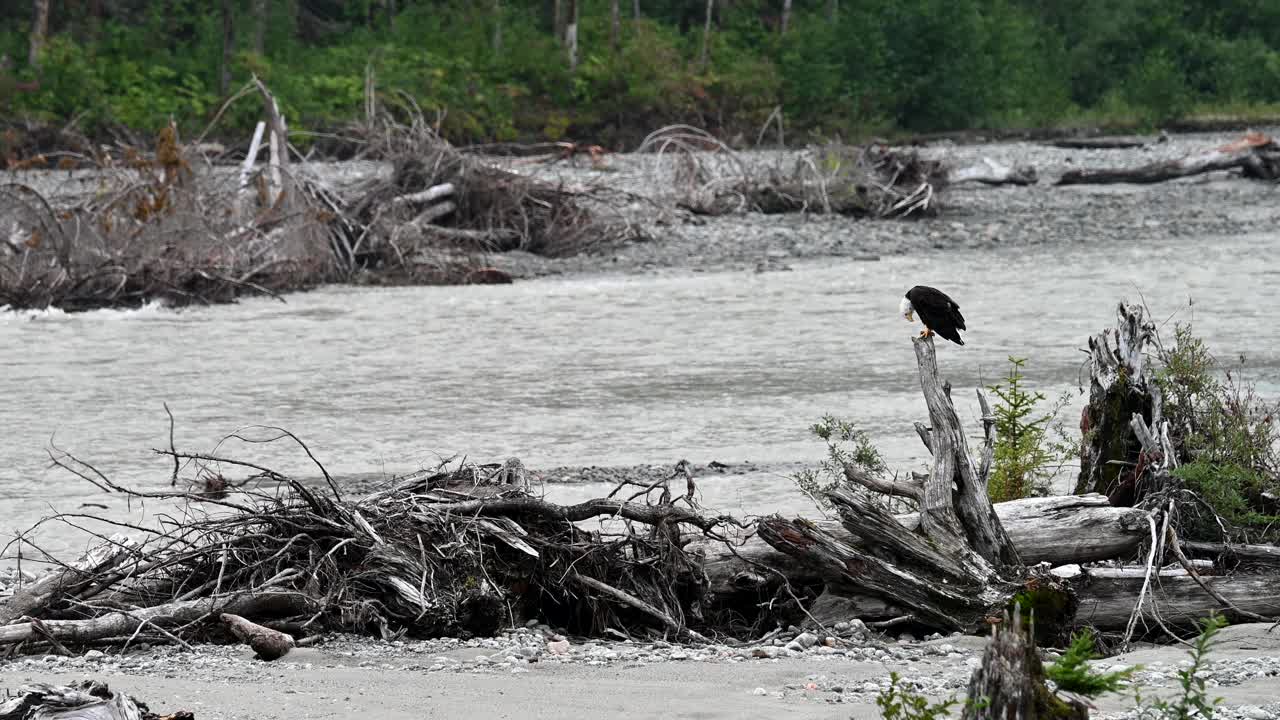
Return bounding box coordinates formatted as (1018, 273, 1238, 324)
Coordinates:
(1043, 137, 1151, 150)
(1057, 132, 1279, 185)
(1073, 568, 1280, 630)
(0, 593, 316, 648)
(221, 612, 295, 660)
(1182, 540, 1280, 568)
(696, 493, 1148, 602)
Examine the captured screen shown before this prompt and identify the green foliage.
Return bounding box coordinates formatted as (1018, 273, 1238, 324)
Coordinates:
(876, 672, 958, 720)
(793, 414, 886, 510)
(1046, 629, 1136, 697)
(987, 357, 1072, 503)
(1133, 614, 1227, 720)
(5, 1, 1280, 144)
(1155, 323, 1280, 540)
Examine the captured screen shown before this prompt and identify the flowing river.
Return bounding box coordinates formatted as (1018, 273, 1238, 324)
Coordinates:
(3, 229, 1278, 563)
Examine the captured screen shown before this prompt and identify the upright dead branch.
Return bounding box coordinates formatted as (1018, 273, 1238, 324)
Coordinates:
(757, 336, 1042, 633)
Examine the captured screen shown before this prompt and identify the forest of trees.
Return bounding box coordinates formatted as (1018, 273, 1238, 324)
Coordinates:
(2, 0, 1280, 148)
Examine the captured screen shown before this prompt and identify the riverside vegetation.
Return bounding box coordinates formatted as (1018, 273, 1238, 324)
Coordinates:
(4, 0, 1280, 154)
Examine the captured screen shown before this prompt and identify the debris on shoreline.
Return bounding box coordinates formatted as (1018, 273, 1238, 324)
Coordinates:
(0, 679, 192, 720)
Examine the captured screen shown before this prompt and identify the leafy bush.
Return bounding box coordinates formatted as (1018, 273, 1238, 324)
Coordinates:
(876, 672, 958, 720)
(986, 357, 1073, 503)
(1155, 323, 1280, 539)
(4, 1, 1280, 146)
(793, 415, 887, 511)
(1133, 614, 1226, 720)
(1122, 51, 1194, 126)
(1046, 629, 1136, 696)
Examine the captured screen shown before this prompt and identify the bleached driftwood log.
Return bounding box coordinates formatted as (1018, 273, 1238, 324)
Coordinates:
(1182, 540, 1280, 567)
(943, 157, 1038, 186)
(696, 493, 1148, 602)
(221, 612, 295, 660)
(0, 593, 315, 648)
(390, 182, 455, 208)
(756, 336, 1043, 633)
(1057, 132, 1280, 185)
(1073, 569, 1280, 630)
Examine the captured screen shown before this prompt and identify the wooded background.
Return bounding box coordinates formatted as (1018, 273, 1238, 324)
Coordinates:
(2, 0, 1280, 146)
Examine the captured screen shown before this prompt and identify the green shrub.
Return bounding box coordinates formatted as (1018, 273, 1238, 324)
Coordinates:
(986, 357, 1072, 503)
(1122, 51, 1194, 126)
(1046, 629, 1135, 697)
(1156, 323, 1280, 539)
(793, 415, 886, 510)
(876, 672, 958, 720)
(1133, 614, 1226, 720)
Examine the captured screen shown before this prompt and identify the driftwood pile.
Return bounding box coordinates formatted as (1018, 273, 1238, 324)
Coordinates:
(0, 80, 341, 312)
(0, 436, 751, 657)
(640, 126, 1035, 219)
(0, 81, 628, 310)
(339, 116, 634, 280)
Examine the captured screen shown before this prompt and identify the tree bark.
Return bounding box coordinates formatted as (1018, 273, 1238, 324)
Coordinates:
(633, 0, 640, 20)
(943, 158, 1038, 186)
(564, 0, 579, 72)
(220, 0, 235, 95)
(780, 0, 792, 34)
(1073, 568, 1280, 630)
(699, 0, 714, 67)
(962, 609, 1088, 720)
(252, 0, 267, 56)
(492, 0, 503, 55)
(0, 593, 315, 647)
(221, 612, 295, 660)
(29, 0, 50, 68)
(610, 0, 621, 51)
(0, 535, 137, 626)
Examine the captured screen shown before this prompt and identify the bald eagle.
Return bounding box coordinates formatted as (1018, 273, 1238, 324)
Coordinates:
(899, 285, 966, 345)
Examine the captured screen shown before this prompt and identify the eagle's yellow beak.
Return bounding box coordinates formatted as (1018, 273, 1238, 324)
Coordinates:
(905, 310, 914, 322)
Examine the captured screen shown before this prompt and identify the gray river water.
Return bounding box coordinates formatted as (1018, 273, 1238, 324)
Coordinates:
(3, 230, 1278, 562)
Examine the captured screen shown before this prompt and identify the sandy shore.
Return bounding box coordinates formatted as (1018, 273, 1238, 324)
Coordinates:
(3, 623, 1279, 719)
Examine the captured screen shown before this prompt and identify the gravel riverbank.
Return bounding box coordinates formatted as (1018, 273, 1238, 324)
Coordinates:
(3, 619, 1279, 719)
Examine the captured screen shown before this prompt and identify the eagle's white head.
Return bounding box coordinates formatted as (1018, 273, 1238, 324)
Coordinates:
(899, 295, 914, 322)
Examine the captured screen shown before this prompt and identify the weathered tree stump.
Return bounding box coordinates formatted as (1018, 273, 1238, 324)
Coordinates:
(1074, 303, 1160, 505)
(961, 608, 1088, 720)
(757, 336, 1061, 633)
